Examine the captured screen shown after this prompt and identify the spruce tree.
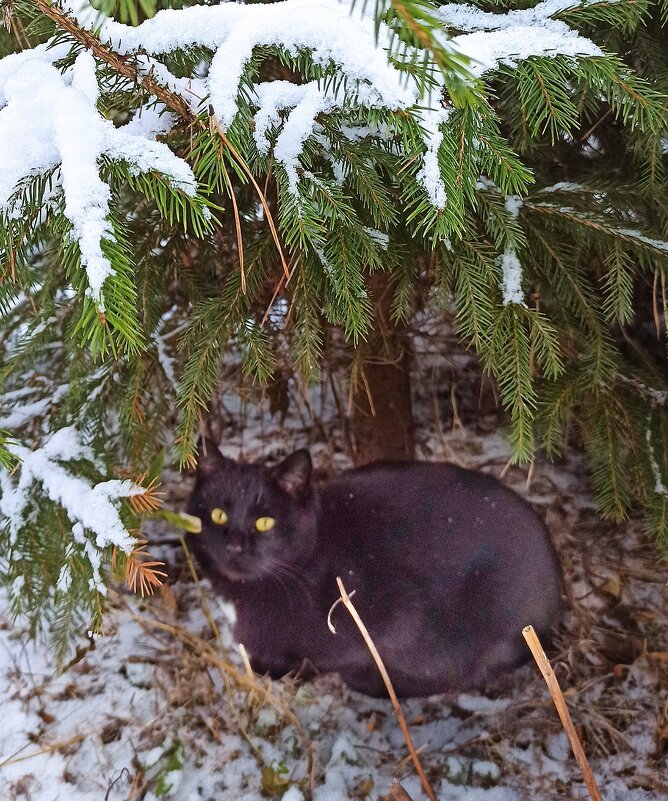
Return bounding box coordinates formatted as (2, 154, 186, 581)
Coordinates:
(0, 0, 666, 660)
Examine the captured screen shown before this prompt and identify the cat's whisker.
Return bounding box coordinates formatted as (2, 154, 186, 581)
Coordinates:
(265, 560, 311, 602)
(262, 565, 292, 600)
(265, 565, 309, 610)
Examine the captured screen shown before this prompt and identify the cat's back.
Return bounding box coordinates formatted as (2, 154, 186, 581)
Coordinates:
(319, 459, 547, 548)
(317, 459, 562, 622)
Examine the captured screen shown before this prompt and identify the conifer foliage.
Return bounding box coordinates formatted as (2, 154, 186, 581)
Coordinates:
(0, 0, 667, 658)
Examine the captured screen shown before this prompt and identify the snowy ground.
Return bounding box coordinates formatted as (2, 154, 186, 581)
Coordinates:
(1, 351, 667, 801)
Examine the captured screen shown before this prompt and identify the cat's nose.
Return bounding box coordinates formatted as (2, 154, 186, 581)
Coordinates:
(225, 542, 243, 554)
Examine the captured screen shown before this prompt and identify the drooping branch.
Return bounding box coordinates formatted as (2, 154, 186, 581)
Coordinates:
(33, 0, 197, 124)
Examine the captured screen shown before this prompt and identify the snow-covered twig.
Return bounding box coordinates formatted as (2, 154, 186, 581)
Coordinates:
(0, 427, 141, 557)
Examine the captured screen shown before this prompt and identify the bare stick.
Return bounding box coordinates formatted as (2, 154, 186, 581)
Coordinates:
(178, 535, 220, 641)
(522, 625, 604, 801)
(332, 577, 438, 801)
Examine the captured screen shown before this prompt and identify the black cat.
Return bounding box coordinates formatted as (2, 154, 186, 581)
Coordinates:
(187, 442, 563, 697)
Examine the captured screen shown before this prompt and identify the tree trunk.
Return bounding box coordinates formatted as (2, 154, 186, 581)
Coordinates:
(350, 271, 415, 465)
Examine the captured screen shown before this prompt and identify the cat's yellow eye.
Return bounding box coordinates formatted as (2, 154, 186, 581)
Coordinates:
(210, 507, 228, 525)
(255, 516, 275, 533)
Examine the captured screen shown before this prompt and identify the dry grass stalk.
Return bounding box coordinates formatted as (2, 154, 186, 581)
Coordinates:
(128, 611, 314, 793)
(388, 782, 416, 801)
(208, 110, 289, 280)
(0, 733, 86, 768)
(331, 577, 438, 801)
(522, 625, 604, 801)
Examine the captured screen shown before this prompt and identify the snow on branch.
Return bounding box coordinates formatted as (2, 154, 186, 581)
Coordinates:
(437, 0, 602, 75)
(438, 0, 585, 32)
(0, 49, 197, 309)
(500, 195, 526, 305)
(1, 0, 609, 243)
(0, 427, 140, 561)
(63, 0, 419, 118)
(58, 0, 603, 202)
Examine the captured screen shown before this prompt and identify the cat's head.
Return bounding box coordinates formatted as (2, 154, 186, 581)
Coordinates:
(187, 439, 316, 583)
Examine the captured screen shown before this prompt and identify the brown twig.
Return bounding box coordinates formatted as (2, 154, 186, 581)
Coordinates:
(33, 0, 196, 124)
(522, 625, 604, 801)
(0, 733, 86, 768)
(210, 114, 246, 294)
(330, 577, 438, 801)
(208, 109, 290, 280)
(652, 269, 661, 340)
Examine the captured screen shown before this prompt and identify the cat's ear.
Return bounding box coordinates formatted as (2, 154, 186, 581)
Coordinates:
(271, 450, 312, 496)
(196, 436, 230, 478)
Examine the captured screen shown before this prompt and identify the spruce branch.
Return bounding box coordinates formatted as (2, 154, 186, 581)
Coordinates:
(32, 0, 196, 125)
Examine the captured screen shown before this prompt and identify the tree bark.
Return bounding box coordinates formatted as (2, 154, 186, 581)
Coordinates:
(350, 271, 415, 465)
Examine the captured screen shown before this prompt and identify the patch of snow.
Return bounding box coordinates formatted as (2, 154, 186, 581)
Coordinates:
(273, 84, 337, 195)
(456, 693, 512, 713)
(614, 228, 668, 252)
(645, 417, 667, 496)
(504, 194, 523, 219)
(283, 787, 305, 801)
(537, 181, 587, 193)
(0, 427, 140, 552)
(363, 226, 389, 249)
(417, 107, 451, 209)
(437, 0, 585, 33)
(500, 247, 525, 305)
(0, 384, 68, 430)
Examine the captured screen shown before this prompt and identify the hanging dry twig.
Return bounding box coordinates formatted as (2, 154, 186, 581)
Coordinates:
(208, 109, 290, 281)
(522, 625, 604, 801)
(122, 541, 167, 597)
(330, 577, 438, 801)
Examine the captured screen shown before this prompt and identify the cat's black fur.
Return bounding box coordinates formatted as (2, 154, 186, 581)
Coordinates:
(187, 441, 563, 698)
